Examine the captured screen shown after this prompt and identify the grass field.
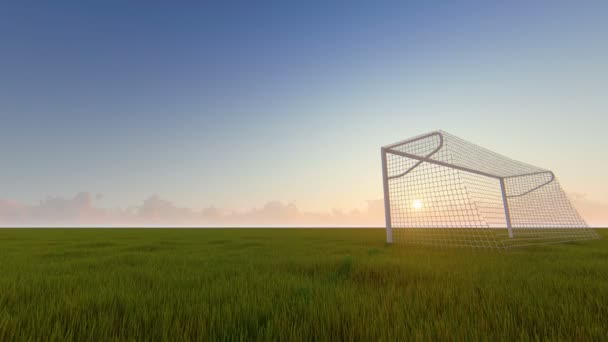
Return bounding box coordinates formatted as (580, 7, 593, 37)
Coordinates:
(0, 228, 606, 341)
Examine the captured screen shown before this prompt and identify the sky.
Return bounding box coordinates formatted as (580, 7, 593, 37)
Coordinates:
(0, 2, 607, 226)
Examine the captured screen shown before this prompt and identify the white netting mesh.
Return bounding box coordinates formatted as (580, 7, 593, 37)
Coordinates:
(383, 131, 600, 249)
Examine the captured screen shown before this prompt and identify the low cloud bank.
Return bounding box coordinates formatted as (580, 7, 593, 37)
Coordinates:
(0, 192, 605, 227)
(569, 193, 608, 227)
(0, 193, 385, 227)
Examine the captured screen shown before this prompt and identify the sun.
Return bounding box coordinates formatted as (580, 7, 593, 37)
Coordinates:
(412, 199, 423, 210)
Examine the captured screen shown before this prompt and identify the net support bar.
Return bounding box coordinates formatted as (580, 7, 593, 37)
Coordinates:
(385, 149, 502, 180)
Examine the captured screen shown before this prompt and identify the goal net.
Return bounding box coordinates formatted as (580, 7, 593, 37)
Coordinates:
(381, 131, 600, 248)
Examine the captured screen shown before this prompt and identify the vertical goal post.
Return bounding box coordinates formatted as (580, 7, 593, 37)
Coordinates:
(381, 147, 393, 244)
(381, 130, 600, 249)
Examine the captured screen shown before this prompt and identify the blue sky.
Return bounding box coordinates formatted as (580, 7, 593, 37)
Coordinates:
(0, 2, 607, 224)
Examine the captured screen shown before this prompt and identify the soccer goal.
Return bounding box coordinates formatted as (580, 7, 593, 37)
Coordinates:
(381, 131, 600, 248)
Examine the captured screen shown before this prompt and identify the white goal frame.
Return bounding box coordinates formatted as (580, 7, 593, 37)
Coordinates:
(381, 131, 599, 249)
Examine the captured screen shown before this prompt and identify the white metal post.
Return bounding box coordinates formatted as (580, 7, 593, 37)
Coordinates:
(381, 148, 393, 243)
(500, 178, 514, 238)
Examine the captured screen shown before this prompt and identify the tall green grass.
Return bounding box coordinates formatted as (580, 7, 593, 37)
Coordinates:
(0, 228, 606, 340)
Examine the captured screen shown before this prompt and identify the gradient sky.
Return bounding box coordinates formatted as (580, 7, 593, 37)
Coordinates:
(1, 2, 607, 224)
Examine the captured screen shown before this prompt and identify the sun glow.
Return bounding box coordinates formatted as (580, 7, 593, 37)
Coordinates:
(412, 199, 423, 210)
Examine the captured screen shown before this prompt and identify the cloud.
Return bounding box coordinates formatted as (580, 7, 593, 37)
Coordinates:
(223, 200, 385, 227)
(0, 193, 385, 227)
(0, 192, 108, 226)
(569, 192, 608, 227)
(0, 199, 27, 223)
(3, 191, 603, 227)
(31, 192, 108, 224)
